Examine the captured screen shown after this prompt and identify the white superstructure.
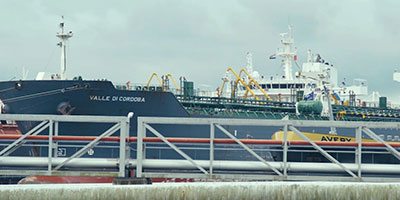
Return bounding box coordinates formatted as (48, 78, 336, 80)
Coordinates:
(219, 25, 372, 115)
(277, 25, 296, 81)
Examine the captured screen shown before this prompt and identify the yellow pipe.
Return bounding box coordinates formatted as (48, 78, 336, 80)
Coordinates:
(163, 74, 181, 93)
(244, 79, 273, 101)
(239, 69, 272, 101)
(218, 75, 227, 97)
(145, 73, 163, 90)
(218, 81, 226, 97)
(226, 68, 259, 100)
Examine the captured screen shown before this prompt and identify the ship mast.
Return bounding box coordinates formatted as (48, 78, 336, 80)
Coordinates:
(56, 16, 73, 80)
(276, 25, 296, 80)
(246, 52, 253, 75)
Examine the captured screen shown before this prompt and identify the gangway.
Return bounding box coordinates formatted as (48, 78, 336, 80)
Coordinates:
(2, 114, 400, 182)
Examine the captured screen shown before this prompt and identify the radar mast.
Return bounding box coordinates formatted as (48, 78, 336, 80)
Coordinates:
(56, 16, 73, 80)
(276, 25, 296, 80)
(246, 52, 253, 75)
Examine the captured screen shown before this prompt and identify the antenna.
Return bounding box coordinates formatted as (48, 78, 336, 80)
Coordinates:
(22, 67, 29, 80)
(276, 25, 296, 80)
(246, 52, 253, 75)
(56, 16, 73, 80)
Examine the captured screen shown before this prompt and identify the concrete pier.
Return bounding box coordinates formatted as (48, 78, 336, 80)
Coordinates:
(1, 182, 400, 200)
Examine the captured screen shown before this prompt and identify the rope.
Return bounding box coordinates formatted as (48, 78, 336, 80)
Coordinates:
(0, 87, 15, 93)
(2, 86, 86, 104)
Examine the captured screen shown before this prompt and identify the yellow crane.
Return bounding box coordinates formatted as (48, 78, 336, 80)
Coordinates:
(145, 73, 163, 88)
(163, 73, 181, 94)
(219, 68, 272, 101)
(237, 69, 272, 101)
(145, 73, 181, 93)
(218, 68, 260, 100)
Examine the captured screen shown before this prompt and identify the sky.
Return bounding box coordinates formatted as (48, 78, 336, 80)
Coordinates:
(1, 0, 400, 100)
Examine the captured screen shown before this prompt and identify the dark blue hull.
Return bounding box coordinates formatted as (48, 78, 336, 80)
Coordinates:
(1, 80, 400, 163)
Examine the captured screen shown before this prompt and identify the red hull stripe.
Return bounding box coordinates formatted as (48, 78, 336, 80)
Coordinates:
(0, 134, 399, 147)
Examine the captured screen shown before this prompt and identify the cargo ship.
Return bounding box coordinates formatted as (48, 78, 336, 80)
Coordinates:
(1, 18, 400, 183)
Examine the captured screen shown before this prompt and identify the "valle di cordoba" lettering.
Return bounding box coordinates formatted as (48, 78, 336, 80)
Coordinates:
(89, 95, 145, 103)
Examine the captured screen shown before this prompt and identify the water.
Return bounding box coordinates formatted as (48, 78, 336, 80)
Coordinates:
(1, 182, 400, 200)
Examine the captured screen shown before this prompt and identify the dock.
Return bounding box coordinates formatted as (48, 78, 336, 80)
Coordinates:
(1, 182, 400, 200)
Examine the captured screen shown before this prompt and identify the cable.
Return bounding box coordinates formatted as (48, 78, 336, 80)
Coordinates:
(2, 86, 86, 104)
(0, 87, 15, 93)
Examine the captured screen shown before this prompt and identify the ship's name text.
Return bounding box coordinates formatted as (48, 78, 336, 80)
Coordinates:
(89, 95, 145, 103)
(321, 136, 352, 142)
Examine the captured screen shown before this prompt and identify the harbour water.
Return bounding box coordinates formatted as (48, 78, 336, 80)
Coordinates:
(1, 181, 400, 200)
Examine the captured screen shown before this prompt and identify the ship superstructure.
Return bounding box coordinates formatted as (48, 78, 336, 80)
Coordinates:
(220, 26, 370, 115)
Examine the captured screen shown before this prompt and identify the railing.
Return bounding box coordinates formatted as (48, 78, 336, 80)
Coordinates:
(0, 113, 132, 178)
(136, 117, 400, 182)
(2, 114, 400, 181)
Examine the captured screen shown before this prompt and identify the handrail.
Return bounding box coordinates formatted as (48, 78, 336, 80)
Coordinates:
(3, 134, 400, 147)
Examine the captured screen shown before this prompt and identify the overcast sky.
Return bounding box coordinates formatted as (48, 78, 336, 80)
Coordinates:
(1, 1, 400, 100)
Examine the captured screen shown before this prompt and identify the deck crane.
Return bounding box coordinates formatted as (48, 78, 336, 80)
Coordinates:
(146, 73, 181, 93)
(218, 68, 272, 101)
(145, 73, 163, 88)
(162, 74, 181, 93)
(218, 68, 260, 100)
(235, 69, 273, 101)
(219, 51, 272, 101)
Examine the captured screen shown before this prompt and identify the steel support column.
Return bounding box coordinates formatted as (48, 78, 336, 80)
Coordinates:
(119, 120, 127, 177)
(283, 124, 288, 176)
(118, 112, 133, 177)
(136, 120, 145, 178)
(54, 121, 59, 158)
(47, 120, 53, 175)
(356, 126, 362, 178)
(209, 123, 215, 176)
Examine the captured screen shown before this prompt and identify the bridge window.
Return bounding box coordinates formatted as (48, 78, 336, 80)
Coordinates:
(295, 84, 305, 88)
(272, 84, 279, 89)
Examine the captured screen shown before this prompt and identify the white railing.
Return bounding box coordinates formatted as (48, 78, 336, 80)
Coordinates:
(0, 113, 132, 177)
(2, 114, 400, 182)
(136, 117, 400, 182)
